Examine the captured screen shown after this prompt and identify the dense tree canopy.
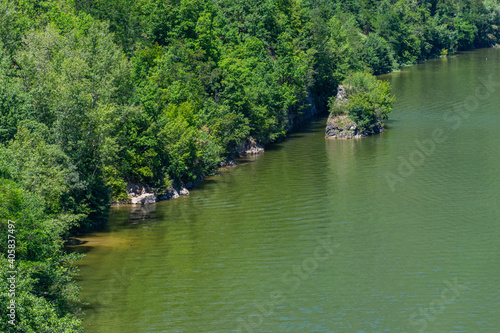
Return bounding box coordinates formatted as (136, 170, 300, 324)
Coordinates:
(1, 0, 500, 331)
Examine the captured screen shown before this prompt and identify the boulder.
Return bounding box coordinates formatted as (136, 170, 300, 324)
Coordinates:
(158, 187, 179, 200)
(124, 181, 192, 205)
(131, 193, 157, 205)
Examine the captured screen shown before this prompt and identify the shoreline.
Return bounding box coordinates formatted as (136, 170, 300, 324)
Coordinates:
(112, 87, 325, 207)
(110, 48, 491, 207)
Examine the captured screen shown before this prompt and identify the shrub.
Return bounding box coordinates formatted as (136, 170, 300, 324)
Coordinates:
(330, 72, 394, 133)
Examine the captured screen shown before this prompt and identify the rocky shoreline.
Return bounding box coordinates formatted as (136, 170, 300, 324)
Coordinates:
(116, 89, 321, 206)
(115, 136, 267, 206)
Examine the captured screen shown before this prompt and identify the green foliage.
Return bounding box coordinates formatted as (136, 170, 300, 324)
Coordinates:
(360, 33, 395, 75)
(331, 72, 394, 133)
(1, 0, 500, 331)
(0, 179, 83, 333)
(0, 124, 74, 214)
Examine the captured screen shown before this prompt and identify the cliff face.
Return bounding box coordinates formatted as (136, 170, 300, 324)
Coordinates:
(287, 88, 322, 131)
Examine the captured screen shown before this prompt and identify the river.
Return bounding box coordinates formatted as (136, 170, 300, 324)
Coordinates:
(73, 48, 500, 332)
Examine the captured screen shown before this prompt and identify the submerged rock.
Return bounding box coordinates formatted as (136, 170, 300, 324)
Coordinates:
(219, 159, 237, 167)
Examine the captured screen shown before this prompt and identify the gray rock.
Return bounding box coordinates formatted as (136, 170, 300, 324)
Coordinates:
(131, 193, 157, 205)
(238, 137, 264, 155)
(325, 114, 384, 139)
(168, 188, 180, 199)
(179, 188, 189, 196)
(219, 159, 237, 167)
(335, 85, 347, 103)
(245, 146, 264, 155)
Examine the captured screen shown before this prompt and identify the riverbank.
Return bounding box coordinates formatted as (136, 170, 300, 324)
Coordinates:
(117, 89, 325, 206)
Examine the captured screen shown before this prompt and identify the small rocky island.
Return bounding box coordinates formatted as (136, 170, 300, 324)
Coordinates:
(325, 73, 394, 139)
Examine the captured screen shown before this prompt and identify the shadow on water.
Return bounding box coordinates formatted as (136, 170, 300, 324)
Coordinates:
(264, 113, 329, 153)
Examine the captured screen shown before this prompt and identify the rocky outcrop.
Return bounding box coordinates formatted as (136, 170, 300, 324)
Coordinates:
(131, 193, 157, 204)
(335, 85, 347, 104)
(126, 182, 189, 205)
(158, 187, 179, 200)
(238, 137, 264, 155)
(325, 114, 384, 139)
(127, 183, 156, 204)
(326, 114, 360, 139)
(126, 182, 153, 196)
(325, 85, 384, 139)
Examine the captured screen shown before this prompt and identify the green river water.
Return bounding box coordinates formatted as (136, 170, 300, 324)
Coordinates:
(73, 48, 500, 333)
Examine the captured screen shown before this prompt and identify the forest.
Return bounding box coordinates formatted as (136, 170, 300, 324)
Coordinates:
(1, 0, 500, 331)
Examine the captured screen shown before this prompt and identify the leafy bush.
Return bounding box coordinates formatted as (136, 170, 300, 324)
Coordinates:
(330, 72, 394, 133)
(0, 179, 83, 333)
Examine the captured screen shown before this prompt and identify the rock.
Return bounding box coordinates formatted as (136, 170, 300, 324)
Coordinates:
(167, 187, 180, 199)
(219, 159, 237, 167)
(238, 137, 264, 155)
(131, 193, 157, 205)
(325, 114, 362, 139)
(325, 114, 384, 139)
(335, 85, 347, 103)
(126, 182, 157, 205)
(124, 181, 192, 205)
(245, 146, 264, 154)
